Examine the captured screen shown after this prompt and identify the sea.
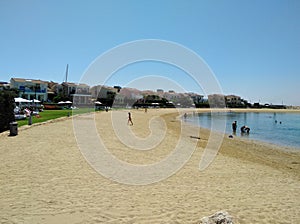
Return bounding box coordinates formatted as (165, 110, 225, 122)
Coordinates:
(185, 111, 300, 149)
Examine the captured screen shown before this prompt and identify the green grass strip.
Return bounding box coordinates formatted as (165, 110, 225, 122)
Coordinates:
(17, 108, 95, 127)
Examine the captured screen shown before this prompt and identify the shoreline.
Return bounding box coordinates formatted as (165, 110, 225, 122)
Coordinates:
(183, 108, 300, 150)
(1, 108, 300, 223)
(187, 119, 300, 153)
(175, 110, 299, 151)
(3, 107, 300, 154)
(172, 110, 300, 178)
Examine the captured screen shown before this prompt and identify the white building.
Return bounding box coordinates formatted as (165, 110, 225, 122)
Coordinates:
(10, 78, 48, 101)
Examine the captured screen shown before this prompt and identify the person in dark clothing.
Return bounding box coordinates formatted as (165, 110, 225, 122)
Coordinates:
(241, 125, 250, 133)
(232, 121, 237, 132)
(128, 112, 133, 126)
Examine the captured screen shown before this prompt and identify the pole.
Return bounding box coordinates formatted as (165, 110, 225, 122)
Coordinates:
(28, 112, 32, 125)
(34, 84, 37, 111)
(65, 64, 69, 82)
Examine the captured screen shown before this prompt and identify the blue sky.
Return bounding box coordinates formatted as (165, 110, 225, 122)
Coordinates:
(1, 0, 299, 105)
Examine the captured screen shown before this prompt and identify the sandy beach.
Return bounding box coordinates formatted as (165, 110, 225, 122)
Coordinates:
(1, 108, 300, 223)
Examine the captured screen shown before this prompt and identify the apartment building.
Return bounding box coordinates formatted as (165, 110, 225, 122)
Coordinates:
(10, 78, 48, 101)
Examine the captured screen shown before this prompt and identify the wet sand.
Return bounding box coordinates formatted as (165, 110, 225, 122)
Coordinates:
(0, 108, 300, 223)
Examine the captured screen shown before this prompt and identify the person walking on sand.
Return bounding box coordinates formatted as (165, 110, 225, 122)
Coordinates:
(128, 112, 133, 126)
(232, 121, 237, 133)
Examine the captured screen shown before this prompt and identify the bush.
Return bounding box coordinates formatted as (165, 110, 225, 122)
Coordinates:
(0, 90, 16, 133)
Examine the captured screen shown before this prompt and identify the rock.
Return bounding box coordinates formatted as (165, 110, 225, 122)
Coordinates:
(199, 211, 233, 224)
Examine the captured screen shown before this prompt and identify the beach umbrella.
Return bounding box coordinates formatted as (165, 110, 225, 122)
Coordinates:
(32, 99, 41, 103)
(14, 97, 30, 103)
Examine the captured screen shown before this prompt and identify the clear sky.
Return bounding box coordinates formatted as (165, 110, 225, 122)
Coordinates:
(1, 0, 299, 105)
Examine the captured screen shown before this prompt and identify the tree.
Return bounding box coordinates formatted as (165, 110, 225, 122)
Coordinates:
(132, 95, 175, 108)
(53, 93, 72, 103)
(0, 89, 17, 133)
(97, 90, 116, 107)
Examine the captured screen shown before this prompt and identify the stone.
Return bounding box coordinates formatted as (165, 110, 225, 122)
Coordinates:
(199, 211, 233, 224)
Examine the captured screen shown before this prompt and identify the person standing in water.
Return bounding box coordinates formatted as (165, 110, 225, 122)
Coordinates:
(128, 112, 133, 126)
(232, 121, 237, 133)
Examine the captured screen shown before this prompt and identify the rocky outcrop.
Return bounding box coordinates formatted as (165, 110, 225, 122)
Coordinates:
(199, 211, 233, 224)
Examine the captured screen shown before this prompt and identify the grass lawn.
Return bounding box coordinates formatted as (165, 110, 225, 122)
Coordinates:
(17, 108, 95, 127)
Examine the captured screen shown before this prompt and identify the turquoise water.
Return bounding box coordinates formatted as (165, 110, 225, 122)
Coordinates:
(186, 112, 300, 148)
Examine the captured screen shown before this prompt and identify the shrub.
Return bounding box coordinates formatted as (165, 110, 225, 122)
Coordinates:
(0, 90, 16, 133)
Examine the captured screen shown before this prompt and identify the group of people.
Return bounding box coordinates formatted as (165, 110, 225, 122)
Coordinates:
(232, 121, 250, 134)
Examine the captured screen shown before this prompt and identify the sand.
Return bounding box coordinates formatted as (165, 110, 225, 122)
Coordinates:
(0, 108, 300, 223)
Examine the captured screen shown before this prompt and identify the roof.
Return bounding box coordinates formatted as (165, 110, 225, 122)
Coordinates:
(11, 78, 48, 84)
(70, 93, 92, 97)
(62, 82, 90, 88)
(208, 94, 225, 97)
(225, 95, 241, 98)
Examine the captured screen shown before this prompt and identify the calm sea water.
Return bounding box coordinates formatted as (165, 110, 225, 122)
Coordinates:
(185, 112, 300, 149)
